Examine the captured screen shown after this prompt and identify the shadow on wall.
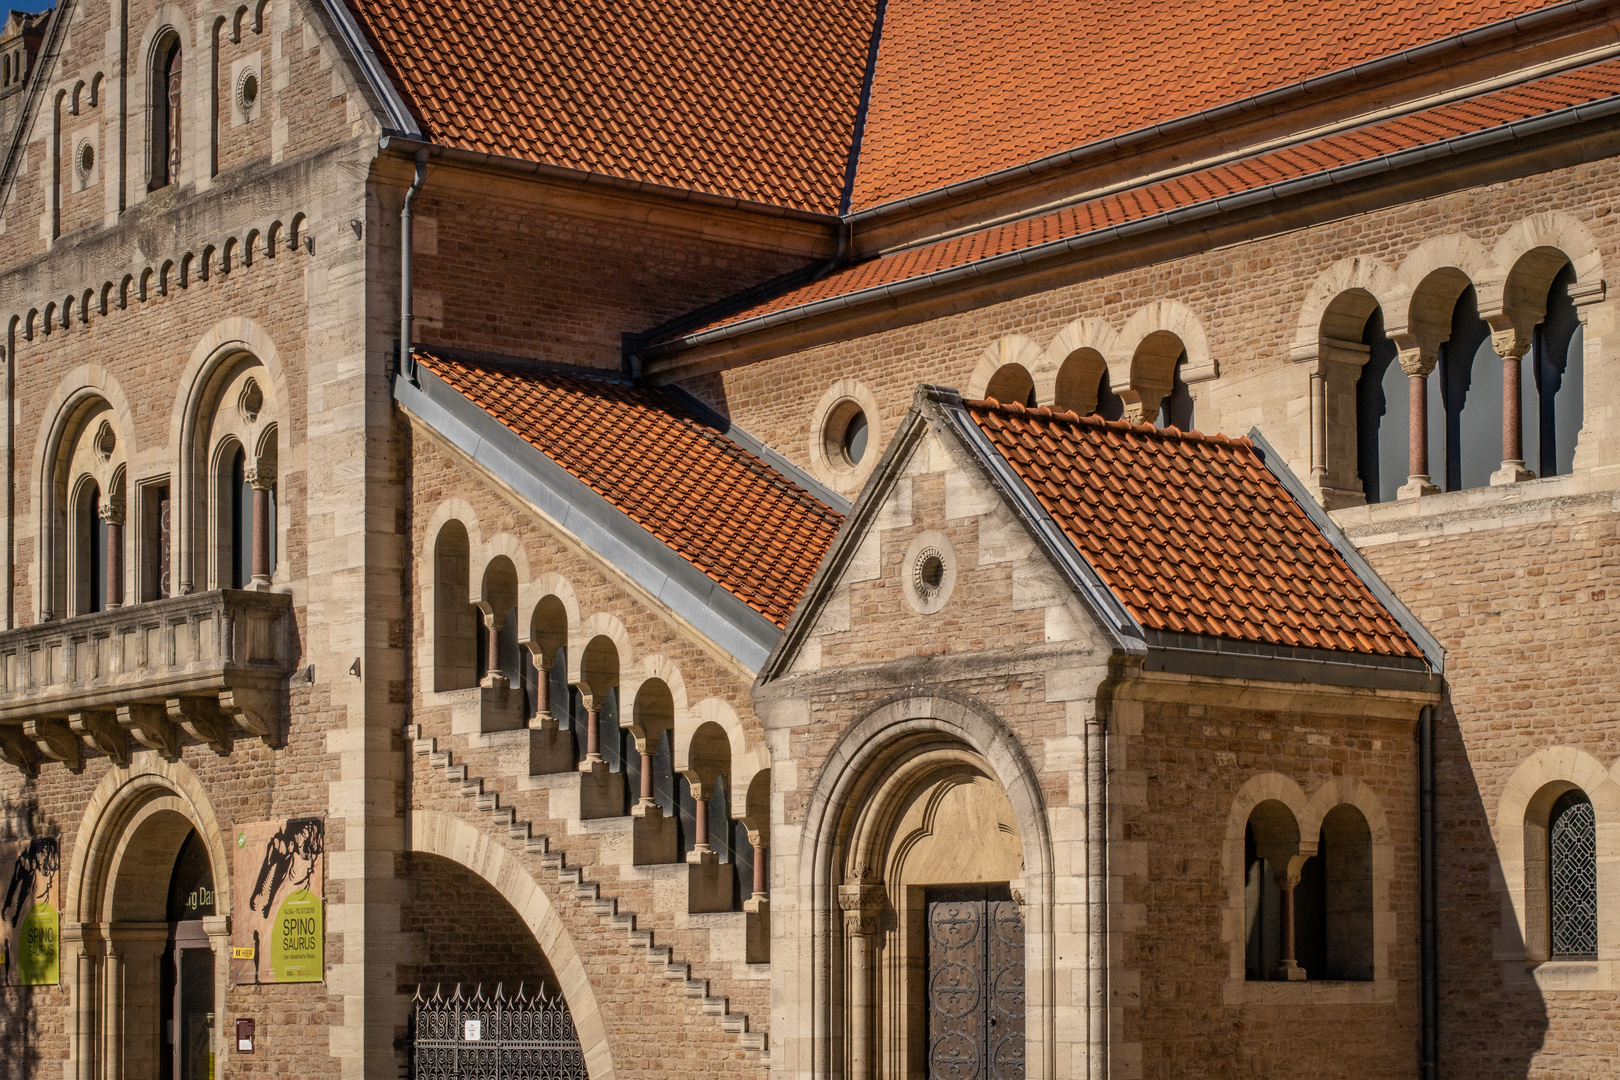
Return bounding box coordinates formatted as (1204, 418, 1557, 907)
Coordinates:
(1436, 699, 1549, 1080)
(0, 798, 48, 1079)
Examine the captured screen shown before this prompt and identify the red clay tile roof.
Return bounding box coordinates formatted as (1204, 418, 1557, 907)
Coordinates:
(687, 57, 1620, 336)
(415, 350, 843, 627)
(850, 0, 1556, 211)
(344, 0, 876, 214)
(968, 401, 1423, 659)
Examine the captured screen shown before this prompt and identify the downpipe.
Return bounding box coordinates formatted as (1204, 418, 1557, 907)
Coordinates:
(399, 149, 428, 383)
(1420, 704, 1438, 1080)
(1088, 686, 1111, 1080)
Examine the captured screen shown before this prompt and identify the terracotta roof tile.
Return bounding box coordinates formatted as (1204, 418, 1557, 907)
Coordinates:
(343, 0, 876, 213)
(851, 0, 1554, 210)
(692, 58, 1620, 335)
(415, 350, 842, 627)
(967, 401, 1424, 659)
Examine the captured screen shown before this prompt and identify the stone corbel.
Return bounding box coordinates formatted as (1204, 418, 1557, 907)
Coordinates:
(117, 703, 180, 761)
(24, 718, 83, 772)
(69, 710, 129, 766)
(219, 687, 282, 748)
(1568, 279, 1606, 308)
(0, 726, 41, 777)
(168, 697, 232, 755)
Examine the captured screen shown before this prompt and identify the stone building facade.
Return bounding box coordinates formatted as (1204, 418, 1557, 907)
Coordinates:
(0, 1, 1613, 1078)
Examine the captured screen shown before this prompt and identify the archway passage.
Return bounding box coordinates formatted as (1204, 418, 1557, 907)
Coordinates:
(161, 831, 217, 1080)
(397, 852, 561, 997)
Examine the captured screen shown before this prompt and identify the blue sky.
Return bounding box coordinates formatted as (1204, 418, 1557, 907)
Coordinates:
(9, 1, 54, 13)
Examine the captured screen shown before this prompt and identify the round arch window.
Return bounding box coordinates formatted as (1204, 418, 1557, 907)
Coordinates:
(824, 400, 869, 469)
(238, 68, 259, 114)
(76, 140, 95, 180)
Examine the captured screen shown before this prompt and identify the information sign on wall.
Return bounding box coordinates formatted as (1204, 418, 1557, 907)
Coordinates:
(231, 817, 325, 984)
(0, 836, 61, 986)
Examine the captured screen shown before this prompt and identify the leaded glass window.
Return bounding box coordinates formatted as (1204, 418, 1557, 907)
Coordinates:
(1549, 790, 1597, 959)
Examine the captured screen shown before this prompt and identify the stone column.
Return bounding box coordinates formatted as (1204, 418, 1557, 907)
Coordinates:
(839, 884, 885, 1080)
(744, 828, 769, 913)
(64, 922, 98, 1080)
(578, 695, 605, 771)
(1490, 327, 1535, 485)
(1273, 863, 1307, 982)
(688, 779, 714, 861)
(244, 465, 273, 589)
(1396, 346, 1440, 498)
(1309, 369, 1328, 490)
(636, 739, 656, 811)
(99, 501, 124, 609)
(102, 942, 123, 1080)
(479, 610, 504, 689)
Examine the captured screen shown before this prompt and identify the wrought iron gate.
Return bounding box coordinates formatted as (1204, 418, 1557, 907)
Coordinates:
(410, 983, 586, 1080)
(926, 886, 1026, 1080)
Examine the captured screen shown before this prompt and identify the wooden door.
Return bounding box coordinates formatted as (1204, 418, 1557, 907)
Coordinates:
(926, 886, 1025, 1079)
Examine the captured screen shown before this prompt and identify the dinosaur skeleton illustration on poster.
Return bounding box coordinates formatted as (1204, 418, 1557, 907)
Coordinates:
(0, 836, 61, 986)
(231, 817, 325, 984)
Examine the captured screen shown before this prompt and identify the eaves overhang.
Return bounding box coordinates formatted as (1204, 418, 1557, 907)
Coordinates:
(642, 79, 1620, 370)
(393, 365, 781, 673)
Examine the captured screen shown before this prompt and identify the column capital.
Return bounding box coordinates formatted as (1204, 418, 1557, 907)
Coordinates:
(1490, 327, 1530, 361)
(96, 500, 124, 526)
(1397, 346, 1436, 378)
(243, 465, 274, 491)
(839, 883, 885, 936)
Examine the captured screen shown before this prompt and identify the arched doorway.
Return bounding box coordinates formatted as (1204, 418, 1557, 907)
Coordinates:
(65, 769, 231, 1080)
(161, 831, 218, 1080)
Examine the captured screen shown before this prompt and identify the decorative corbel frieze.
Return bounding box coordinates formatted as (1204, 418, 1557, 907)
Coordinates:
(168, 696, 232, 755)
(219, 687, 281, 748)
(69, 710, 129, 766)
(24, 718, 82, 772)
(117, 703, 180, 761)
(0, 726, 39, 777)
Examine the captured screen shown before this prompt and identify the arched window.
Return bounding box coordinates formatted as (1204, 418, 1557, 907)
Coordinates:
(1053, 350, 1124, 420)
(431, 521, 476, 691)
(76, 480, 106, 614)
(1155, 353, 1194, 431)
(1528, 263, 1584, 478)
(1356, 308, 1406, 504)
(1549, 789, 1597, 959)
(228, 447, 251, 588)
(984, 363, 1037, 407)
(1294, 805, 1374, 981)
(1437, 285, 1502, 492)
(150, 35, 181, 189)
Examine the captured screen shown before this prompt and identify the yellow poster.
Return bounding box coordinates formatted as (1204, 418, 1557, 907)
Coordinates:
(230, 818, 324, 984)
(1, 837, 61, 986)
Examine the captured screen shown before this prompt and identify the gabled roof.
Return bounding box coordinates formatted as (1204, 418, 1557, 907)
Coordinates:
(662, 55, 1620, 347)
(965, 400, 1423, 659)
(849, 0, 1558, 212)
(411, 350, 843, 630)
(341, 0, 877, 214)
(762, 386, 1437, 688)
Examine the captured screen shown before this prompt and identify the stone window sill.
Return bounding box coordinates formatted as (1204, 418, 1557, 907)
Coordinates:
(1223, 976, 1395, 1006)
(1527, 959, 1614, 992)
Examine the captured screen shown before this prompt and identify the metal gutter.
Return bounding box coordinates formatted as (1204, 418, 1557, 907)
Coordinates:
(316, 0, 422, 138)
(1142, 629, 1441, 693)
(1246, 426, 1446, 673)
(644, 89, 1620, 362)
(846, 0, 1620, 224)
(659, 384, 853, 515)
(394, 366, 781, 672)
(377, 136, 839, 226)
(934, 388, 1148, 656)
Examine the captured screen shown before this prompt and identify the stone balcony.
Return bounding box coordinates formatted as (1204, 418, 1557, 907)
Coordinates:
(0, 589, 296, 775)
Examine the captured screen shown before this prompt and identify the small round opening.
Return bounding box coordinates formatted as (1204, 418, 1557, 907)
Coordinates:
(918, 553, 944, 592)
(77, 140, 94, 178)
(239, 70, 259, 111)
(841, 409, 868, 466)
(95, 421, 116, 461)
(239, 379, 264, 424)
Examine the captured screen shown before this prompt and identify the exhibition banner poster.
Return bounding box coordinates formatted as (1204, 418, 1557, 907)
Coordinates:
(1, 836, 61, 986)
(231, 817, 324, 984)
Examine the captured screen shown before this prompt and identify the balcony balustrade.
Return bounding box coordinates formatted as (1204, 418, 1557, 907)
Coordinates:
(0, 589, 296, 775)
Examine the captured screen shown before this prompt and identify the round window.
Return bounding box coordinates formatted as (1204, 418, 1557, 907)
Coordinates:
(76, 140, 94, 180)
(841, 409, 868, 465)
(239, 379, 264, 424)
(914, 548, 945, 598)
(238, 69, 259, 113)
(95, 421, 116, 462)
